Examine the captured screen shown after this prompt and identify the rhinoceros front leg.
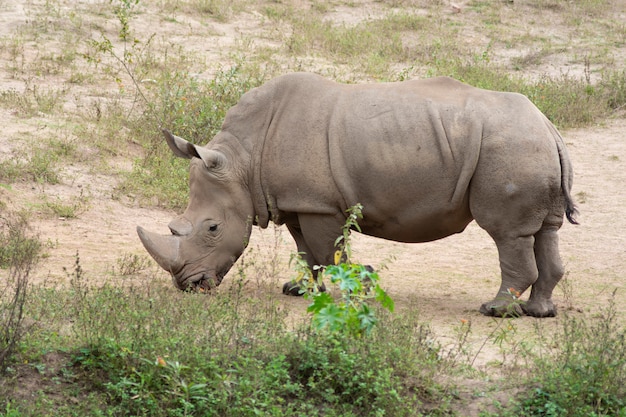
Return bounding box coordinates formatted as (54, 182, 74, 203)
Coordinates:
(480, 235, 538, 317)
(282, 222, 325, 295)
(282, 214, 343, 296)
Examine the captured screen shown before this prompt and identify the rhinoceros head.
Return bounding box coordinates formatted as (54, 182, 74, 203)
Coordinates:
(137, 130, 254, 291)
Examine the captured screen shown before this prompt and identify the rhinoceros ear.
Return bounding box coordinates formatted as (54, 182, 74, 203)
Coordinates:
(162, 129, 226, 171)
(162, 129, 195, 159)
(194, 146, 226, 171)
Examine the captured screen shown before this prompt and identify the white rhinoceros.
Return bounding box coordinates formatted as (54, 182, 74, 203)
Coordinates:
(137, 73, 577, 318)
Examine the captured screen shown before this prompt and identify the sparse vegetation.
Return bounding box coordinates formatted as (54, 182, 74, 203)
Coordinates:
(114, 252, 152, 276)
(0, 0, 624, 415)
(117, 64, 265, 208)
(0, 211, 41, 373)
(1, 251, 449, 416)
(516, 297, 626, 416)
(0, 212, 42, 270)
(39, 191, 90, 219)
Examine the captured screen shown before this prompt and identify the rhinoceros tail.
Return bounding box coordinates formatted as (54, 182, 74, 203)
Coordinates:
(545, 116, 579, 225)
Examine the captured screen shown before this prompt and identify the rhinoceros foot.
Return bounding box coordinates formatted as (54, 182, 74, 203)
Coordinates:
(479, 299, 524, 318)
(282, 281, 303, 296)
(522, 299, 557, 318)
(282, 280, 327, 296)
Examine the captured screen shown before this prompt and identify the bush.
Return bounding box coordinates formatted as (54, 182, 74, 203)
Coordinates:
(0, 212, 41, 372)
(5, 248, 446, 417)
(514, 294, 626, 416)
(69, 306, 444, 417)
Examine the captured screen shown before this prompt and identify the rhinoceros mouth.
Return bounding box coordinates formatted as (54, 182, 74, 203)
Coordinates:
(182, 272, 225, 293)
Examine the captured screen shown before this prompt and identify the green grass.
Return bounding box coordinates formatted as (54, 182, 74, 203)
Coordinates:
(0, 85, 65, 117)
(38, 193, 90, 219)
(3, 248, 626, 416)
(0, 252, 450, 416)
(0, 142, 62, 185)
(491, 295, 626, 417)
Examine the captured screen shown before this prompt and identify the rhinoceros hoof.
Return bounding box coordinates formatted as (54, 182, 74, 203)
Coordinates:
(522, 300, 557, 318)
(282, 281, 327, 296)
(479, 300, 523, 318)
(282, 281, 304, 296)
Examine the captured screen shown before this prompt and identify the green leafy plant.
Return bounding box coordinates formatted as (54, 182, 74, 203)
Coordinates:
(0, 401, 22, 417)
(293, 204, 395, 338)
(112, 0, 139, 42)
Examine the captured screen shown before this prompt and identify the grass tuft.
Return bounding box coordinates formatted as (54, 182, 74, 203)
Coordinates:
(512, 294, 626, 416)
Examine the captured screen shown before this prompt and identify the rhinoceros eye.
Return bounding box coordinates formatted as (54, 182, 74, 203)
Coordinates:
(208, 224, 218, 232)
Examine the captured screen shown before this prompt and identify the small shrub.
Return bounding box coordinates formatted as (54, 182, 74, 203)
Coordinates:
(41, 192, 90, 219)
(0, 212, 42, 270)
(0, 211, 41, 372)
(114, 252, 152, 275)
(0, 83, 65, 118)
(0, 144, 62, 185)
(515, 293, 626, 416)
(600, 69, 626, 111)
(292, 204, 395, 338)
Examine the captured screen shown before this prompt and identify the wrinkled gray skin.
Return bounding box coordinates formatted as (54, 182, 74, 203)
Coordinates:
(137, 73, 577, 318)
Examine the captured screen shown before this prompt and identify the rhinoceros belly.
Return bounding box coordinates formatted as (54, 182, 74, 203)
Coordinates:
(356, 197, 474, 243)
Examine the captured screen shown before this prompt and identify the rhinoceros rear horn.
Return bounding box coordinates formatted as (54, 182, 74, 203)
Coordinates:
(162, 129, 226, 171)
(136, 226, 181, 273)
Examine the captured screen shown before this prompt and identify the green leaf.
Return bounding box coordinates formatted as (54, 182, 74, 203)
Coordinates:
(307, 292, 334, 314)
(375, 285, 395, 312)
(313, 303, 346, 332)
(359, 266, 379, 283)
(338, 273, 361, 293)
(357, 304, 378, 332)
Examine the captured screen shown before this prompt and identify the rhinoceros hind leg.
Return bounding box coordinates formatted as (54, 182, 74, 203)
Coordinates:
(282, 281, 302, 296)
(479, 235, 538, 318)
(522, 299, 556, 317)
(523, 227, 563, 317)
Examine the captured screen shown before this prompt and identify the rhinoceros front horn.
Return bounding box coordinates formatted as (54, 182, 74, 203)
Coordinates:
(136, 226, 181, 274)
